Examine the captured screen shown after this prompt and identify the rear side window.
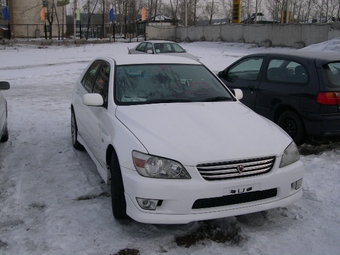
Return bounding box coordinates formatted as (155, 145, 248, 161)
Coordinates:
(228, 57, 264, 81)
(267, 59, 308, 84)
(323, 62, 340, 88)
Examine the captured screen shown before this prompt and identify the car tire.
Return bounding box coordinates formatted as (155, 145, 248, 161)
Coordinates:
(71, 109, 83, 150)
(0, 125, 8, 142)
(110, 151, 128, 220)
(278, 110, 306, 145)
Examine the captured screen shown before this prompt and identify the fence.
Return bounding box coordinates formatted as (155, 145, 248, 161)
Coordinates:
(4, 22, 146, 41)
(146, 22, 340, 48)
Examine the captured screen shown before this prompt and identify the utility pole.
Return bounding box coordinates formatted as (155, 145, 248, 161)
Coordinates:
(255, 0, 258, 23)
(185, 0, 187, 26)
(74, 0, 77, 38)
(285, 0, 290, 23)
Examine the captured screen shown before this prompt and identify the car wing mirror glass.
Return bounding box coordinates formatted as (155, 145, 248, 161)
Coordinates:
(147, 49, 153, 54)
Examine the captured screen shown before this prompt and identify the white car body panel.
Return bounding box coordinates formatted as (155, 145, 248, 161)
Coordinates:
(71, 55, 304, 224)
(115, 102, 291, 164)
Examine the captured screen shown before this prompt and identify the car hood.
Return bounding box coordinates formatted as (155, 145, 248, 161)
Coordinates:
(116, 102, 291, 165)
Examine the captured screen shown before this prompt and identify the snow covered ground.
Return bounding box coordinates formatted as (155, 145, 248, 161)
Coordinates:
(0, 39, 339, 255)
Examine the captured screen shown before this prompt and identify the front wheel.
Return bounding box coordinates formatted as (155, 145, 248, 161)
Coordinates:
(71, 109, 83, 150)
(110, 151, 128, 219)
(277, 110, 306, 145)
(0, 125, 8, 142)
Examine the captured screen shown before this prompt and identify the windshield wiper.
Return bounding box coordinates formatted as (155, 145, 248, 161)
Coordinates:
(203, 96, 232, 102)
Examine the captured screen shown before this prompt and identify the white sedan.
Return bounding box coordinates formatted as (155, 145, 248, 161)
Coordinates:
(0, 81, 10, 142)
(128, 40, 199, 61)
(70, 55, 304, 224)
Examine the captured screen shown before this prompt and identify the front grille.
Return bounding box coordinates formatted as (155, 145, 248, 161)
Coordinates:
(197, 157, 275, 181)
(192, 188, 277, 209)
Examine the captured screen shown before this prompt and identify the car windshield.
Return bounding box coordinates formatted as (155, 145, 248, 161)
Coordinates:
(115, 64, 234, 105)
(154, 43, 186, 53)
(323, 62, 340, 88)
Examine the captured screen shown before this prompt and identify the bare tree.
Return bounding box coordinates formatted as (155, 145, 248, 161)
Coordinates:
(81, 0, 99, 39)
(44, 0, 57, 39)
(220, 0, 233, 22)
(203, 0, 219, 24)
(265, 0, 282, 22)
(169, 0, 180, 19)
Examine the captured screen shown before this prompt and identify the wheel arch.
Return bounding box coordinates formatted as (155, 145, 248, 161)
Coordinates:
(274, 105, 307, 145)
(106, 144, 118, 185)
(274, 104, 304, 129)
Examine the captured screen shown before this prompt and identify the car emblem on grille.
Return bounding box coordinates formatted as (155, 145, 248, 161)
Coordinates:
(237, 165, 244, 173)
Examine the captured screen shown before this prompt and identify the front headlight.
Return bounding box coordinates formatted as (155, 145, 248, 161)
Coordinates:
(279, 142, 300, 168)
(132, 151, 191, 179)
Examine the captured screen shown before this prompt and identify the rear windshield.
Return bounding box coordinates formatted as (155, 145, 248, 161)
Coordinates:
(115, 64, 233, 105)
(323, 62, 340, 88)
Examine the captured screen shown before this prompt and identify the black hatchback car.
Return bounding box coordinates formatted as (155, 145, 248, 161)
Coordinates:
(218, 51, 340, 145)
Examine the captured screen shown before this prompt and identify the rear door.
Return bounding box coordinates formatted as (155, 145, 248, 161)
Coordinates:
(218, 56, 264, 109)
(256, 56, 312, 120)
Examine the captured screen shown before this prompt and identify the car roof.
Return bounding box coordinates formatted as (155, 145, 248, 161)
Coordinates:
(140, 40, 178, 44)
(98, 54, 200, 66)
(244, 50, 340, 62)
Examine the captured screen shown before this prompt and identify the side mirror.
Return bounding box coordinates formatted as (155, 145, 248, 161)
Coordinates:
(147, 49, 153, 54)
(233, 89, 243, 100)
(83, 93, 104, 106)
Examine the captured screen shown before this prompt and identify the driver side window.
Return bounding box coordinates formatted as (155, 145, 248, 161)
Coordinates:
(136, 42, 147, 52)
(228, 58, 264, 81)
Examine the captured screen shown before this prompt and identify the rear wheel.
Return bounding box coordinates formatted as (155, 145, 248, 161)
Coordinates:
(278, 110, 306, 145)
(71, 109, 83, 150)
(110, 151, 128, 219)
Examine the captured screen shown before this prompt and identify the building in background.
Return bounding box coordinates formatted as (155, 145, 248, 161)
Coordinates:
(0, 0, 67, 39)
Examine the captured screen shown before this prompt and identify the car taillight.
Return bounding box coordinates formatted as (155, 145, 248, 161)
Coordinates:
(316, 92, 340, 105)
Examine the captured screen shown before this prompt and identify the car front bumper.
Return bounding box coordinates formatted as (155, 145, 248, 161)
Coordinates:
(121, 159, 305, 224)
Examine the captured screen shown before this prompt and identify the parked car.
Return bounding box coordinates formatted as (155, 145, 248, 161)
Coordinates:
(128, 40, 199, 61)
(218, 51, 340, 145)
(71, 54, 304, 224)
(0, 81, 10, 142)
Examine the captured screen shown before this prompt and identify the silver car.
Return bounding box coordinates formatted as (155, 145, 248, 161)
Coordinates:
(128, 40, 199, 61)
(0, 81, 10, 142)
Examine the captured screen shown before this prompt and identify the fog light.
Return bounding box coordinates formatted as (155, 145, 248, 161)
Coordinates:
(291, 178, 303, 190)
(136, 198, 159, 210)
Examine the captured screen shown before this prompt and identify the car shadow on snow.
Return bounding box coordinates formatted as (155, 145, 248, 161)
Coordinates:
(299, 136, 340, 155)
